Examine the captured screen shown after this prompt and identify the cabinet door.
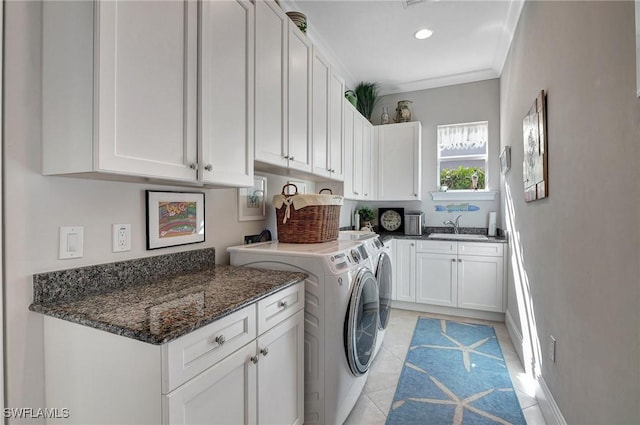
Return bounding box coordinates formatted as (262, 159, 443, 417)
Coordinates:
(164, 343, 257, 425)
(394, 240, 416, 302)
(328, 70, 345, 180)
(96, 1, 198, 181)
(343, 102, 356, 198)
(416, 253, 457, 307)
(377, 122, 422, 200)
(311, 48, 330, 178)
(254, 0, 288, 168)
(362, 122, 373, 200)
(352, 115, 364, 199)
(457, 255, 504, 312)
(257, 310, 304, 425)
(200, 0, 254, 186)
(287, 23, 312, 172)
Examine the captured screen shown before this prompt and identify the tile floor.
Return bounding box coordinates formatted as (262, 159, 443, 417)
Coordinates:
(344, 308, 548, 425)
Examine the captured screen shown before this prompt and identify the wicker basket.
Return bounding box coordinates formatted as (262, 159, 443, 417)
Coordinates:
(274, 184, 342, 243)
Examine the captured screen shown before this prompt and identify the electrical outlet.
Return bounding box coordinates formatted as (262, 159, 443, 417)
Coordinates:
(112, 224, 131, 252)
(549, 335, 556, 363)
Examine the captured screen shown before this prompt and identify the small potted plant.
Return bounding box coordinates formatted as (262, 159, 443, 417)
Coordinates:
(357, 206, 375, 230)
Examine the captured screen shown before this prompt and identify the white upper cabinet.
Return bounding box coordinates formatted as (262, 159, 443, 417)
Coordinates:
(312, 47, 344, 181)
(287, 22, 313, 173)
(328, 70, 345, 181)
(254, 3, 312, 174)
(377, 121, 422, 200)
(200, 0, 254, 187)
(43, 0, 254, 187)
(254, 0, 288, 168)
(343, 101, 374, 200)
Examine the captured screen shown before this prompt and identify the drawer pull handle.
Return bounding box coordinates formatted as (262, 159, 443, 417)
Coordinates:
(260, 347, 269, 357)
(250, 355, 259, 364)
(278, 300, 288, 308)
(214, 335, 226, 346)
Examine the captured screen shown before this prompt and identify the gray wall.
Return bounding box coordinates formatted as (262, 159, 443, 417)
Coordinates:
(500, 1, 640, 423)
(369, 79, 502, 229)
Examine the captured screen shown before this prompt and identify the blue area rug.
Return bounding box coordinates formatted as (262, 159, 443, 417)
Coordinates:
(386, 317, 526, 425)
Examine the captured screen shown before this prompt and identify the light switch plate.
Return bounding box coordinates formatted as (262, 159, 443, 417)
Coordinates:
(59, 226, 84, 259)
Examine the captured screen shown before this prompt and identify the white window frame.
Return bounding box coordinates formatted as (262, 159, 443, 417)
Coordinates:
(436, 121, 489, 192)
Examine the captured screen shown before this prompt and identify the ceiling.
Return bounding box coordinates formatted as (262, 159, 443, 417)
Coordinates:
(279, 0, 524, 95)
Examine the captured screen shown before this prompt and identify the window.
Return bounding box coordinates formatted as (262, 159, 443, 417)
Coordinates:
(437, 121, 488, 191)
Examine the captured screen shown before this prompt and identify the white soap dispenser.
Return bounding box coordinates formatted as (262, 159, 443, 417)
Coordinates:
(488, 211, 497, 236)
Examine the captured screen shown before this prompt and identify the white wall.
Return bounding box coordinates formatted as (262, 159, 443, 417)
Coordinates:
(2, 2, 302, 419)
(500, 1, 640, 423)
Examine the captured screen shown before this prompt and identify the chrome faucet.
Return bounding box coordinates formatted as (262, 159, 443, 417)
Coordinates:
(443, 215, 462, 234)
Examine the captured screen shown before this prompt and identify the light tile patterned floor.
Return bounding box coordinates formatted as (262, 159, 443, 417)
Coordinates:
(344, 309, 548, 425)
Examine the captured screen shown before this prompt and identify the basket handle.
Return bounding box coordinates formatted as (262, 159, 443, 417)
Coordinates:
(281, 183, 298, 196)
(318, 188, 333, 194)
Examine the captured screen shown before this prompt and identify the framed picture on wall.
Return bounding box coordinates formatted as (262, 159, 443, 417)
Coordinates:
(145, 190, 205, 250)
(238, 176, 267, 221)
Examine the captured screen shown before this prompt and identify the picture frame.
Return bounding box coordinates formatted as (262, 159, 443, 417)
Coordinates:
(145, 190, 205, 250)
(500, 146, 511, 174)
(238, 176, 267, 221)
(522, 90, 548, 202)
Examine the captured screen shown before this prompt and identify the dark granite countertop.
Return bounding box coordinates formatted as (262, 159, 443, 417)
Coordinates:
(29, 249, 306, 345)
(378, 227, 508, 244)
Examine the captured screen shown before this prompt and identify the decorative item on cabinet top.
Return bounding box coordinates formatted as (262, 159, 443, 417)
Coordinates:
(396, 100, 413, 122)
(286, 11, 307, 34)
(354, 81, 380, 121)
(345, 90, 358, 108)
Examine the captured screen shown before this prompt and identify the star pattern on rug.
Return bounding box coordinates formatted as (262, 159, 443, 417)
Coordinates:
(394, 362, 516, 425)
(410, 331, 504, 372)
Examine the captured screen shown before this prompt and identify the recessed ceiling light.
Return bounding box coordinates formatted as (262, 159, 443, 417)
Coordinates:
(414, 29, 433, 40)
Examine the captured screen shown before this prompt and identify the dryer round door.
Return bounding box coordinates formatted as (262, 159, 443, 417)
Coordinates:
(375, 252, 392, 330)
(345, 268, 379, 376)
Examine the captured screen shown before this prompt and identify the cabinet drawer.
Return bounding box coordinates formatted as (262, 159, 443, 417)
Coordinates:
(162, 304, 257, 393)
(459, 242, 504, 257)
(257, 282, 304, 335)
(416, 240, 456, 254)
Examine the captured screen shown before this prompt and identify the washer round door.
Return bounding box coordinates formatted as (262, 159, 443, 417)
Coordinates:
(375, 252, 393, 330)
(345, 268, 379, 376)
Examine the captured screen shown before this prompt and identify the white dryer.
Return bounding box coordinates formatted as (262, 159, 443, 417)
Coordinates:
(228, 241, 379, 425)
(339, 231, 393, 358)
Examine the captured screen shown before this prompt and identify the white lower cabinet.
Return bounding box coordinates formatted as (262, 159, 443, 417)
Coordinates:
(165, 310, 304, 425)
(393, 240, 506, 314)
(43, 282, 304, 425)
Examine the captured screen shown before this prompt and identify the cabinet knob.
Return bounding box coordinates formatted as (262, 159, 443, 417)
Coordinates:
(204, 164, 213, 172)
(250, 355, 259, 364)
(214, 335, 226, 346)
(260, 347, 269, 357)
(284, 155, 289, 159)
(278, 300, 288, 308)
(451, 258, 456, 262)
(353, 192, 359, 195)
(290, 156, 295, 161)
(410, 243, 414, 247)
(414, 193, 418, 197)
(458, 259, 462, 263)
(189, 163, 197, 170)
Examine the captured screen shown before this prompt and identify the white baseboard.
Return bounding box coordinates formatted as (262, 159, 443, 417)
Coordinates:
(536, 376, 568, 425)
(504, 311, 567, 425)
(391, 300, 505, 322)
(505, 310, 524, 365)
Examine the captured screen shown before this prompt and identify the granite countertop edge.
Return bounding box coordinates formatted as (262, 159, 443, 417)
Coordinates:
(30, 266, 307, 345)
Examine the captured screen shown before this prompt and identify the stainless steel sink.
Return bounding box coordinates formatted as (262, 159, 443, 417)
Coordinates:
(427, 233, 489, 241)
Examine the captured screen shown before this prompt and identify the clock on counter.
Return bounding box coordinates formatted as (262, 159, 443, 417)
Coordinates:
(378, 208, 405, 233)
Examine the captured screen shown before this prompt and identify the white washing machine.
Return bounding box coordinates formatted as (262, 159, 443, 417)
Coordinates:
(228, 240, 379, 425)
(339, 231, 393, 359)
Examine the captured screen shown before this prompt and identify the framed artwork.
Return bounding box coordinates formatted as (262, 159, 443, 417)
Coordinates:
(145, 190, 205, 250)
(238, 176, 267, 221)
(500, 146, 511, 174)
(522, 90, 548, 202)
